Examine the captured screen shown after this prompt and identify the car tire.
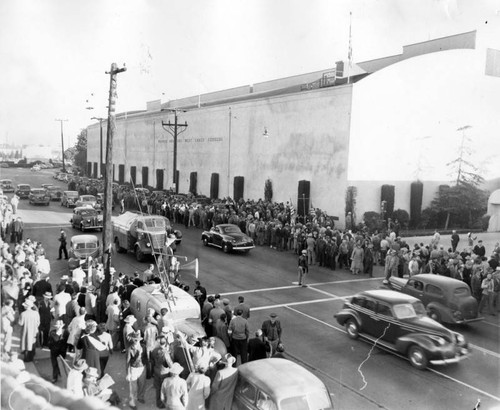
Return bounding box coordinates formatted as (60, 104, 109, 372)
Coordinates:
(135, 247, 145, 262)
(202, 237, 209, 246)
(408, 345, 428, 370)
(345, 318, 360, 339)
(222, 243, 230, 253)
(115, 239, 125, 253)
(428, 308, 441, 323)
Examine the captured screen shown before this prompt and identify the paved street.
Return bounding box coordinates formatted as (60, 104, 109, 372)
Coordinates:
(4, 168, 500, 410)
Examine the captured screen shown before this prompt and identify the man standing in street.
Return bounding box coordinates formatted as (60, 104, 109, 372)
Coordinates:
(451, 230, 460, 253)
(208, 354, 238, 410)
(228, 308, 249, 364)
(151, 333, 173, 408)
(58, 229, 68, 260)
(298, 249, 308, 287)
(261, 313, 282, 355)
(233, 295, 250, 320)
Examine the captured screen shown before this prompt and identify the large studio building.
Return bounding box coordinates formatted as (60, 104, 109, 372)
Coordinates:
(86, 29, 500, 227)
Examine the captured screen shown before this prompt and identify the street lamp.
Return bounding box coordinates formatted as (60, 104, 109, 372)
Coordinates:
(91, 117, 105, 178)
(161, 108, 187, 194)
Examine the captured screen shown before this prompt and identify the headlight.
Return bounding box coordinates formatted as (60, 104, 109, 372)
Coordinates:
(87, 219, 91, 223)
(455, 333, 465, 344)
(146, 242, 151, 247)
(231, 239, 237, 243)
(429, 335, 446, 346)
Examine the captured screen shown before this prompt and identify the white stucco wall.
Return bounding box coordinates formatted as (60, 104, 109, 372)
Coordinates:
(87, 85, 353, 222)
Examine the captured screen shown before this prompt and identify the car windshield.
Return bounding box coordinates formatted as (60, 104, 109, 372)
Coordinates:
(143, 218, 165, 228)
(75, 242, 98, 250)
(280, 389, 333, 410)
(454, 287, 471, 297)
(393, 303, 417, 319)
(32, 189, 45, 194)
(82, 196, 95, 201)
(66, 192, 79, 198)
(79, 209, 97, 217)
(221, 225, 241, 234)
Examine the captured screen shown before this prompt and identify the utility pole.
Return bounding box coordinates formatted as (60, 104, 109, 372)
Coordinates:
(91, 117, 105, 178)
(55, 119, 68, 172)
(161, 109, 187, 194)
(98, 63, 126, 323)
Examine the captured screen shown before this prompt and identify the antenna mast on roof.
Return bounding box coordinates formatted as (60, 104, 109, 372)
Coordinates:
(347, 12, 353, 84)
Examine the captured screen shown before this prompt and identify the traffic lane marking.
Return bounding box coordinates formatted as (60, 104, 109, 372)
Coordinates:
(285, 305, 500, 403)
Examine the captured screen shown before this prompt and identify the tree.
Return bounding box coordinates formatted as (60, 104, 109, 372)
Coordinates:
(74, 129, 87, 173)
(431, 125, 490, 229)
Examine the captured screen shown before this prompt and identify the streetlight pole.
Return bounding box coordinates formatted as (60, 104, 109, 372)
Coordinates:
(55, 119, 68, 172)
(161, 109, 187, 194)
(91, 117, 105, 178)
(228, 107, 232, 197)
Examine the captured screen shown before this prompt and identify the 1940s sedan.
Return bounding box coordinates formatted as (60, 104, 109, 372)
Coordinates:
(71, 206, 103, 231)
(201, 223, 254, 253)
(385, 274, 482, 324)
(335, 290, 469, 370)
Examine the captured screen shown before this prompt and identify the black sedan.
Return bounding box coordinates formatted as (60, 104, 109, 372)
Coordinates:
(15, 184, 31, 199)
(334, 289, 469, 370)
(70, 206, 103, 231)
(28, 188, 50, 206)
(201, 223, 254, 253)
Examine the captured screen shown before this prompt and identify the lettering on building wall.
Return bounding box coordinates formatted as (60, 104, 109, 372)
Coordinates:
(157, 137, 219, 144)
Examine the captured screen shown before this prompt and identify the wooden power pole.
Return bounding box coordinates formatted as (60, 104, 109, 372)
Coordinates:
(98, 63, 126, 322)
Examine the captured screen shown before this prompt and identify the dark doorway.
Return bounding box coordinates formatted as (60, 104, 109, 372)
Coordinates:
(156, 169, 164, 190)
(142, 166, 149, 187)
(130, 166, 137, 185)
(234, 176, 244, 202)
(118, 164, 125, 184)
(297, 180, 310, 218)
(210, 173, 219, 199)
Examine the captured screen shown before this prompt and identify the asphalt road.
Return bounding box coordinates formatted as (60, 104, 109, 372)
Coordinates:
(3, 167, 500, 410)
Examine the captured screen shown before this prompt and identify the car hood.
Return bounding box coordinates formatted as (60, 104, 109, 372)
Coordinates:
(404, 316, 455, 339)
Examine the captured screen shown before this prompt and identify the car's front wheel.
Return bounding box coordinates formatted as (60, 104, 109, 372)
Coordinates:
(345, 318, 360, 339)
(80, 223, 85, 232)
(408, 345, 428, 370)
(136, 247, 145, 262)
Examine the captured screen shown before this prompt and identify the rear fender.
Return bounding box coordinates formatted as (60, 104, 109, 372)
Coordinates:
(426, 302, 453, 322)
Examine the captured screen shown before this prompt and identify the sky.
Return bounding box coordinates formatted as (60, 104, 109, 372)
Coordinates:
(0, 0, 499, 178)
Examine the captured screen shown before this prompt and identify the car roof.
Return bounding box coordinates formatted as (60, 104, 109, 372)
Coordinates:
(31, 188, 46, 192)
(237, 359, 326, 401)
(70, 234, 99, 243)
(359, 289, 420, 304)
(18, 184, 31, 187)
(64, 191, 79, 194)
(80, 195, 96, 199)
(411, 274, 469, 288)
(216, 224, 239, 228)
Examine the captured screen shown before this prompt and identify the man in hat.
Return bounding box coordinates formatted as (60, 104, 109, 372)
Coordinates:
(126, 330, 147, 409)
(67, 358, 88, 398)
(37, 291, 53, 347)
(261, 313, 282, 355)
(151, 332, 174, 408)
(57, 229, 68, 260)
(248, 329, 267, 362)
(160, 362, 187, 409)
(123, 314, 137, 352)
(48, 319, 69, 383)
(18, 298, 40, 362)
(208, 354, 238, 410)
(297, 249, 308, 287)
(32, 273, 53, 303)
(473, 240, 486, 258)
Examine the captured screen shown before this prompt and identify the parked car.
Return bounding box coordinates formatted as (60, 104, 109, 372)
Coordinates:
(46, 185, 64, 201)
(31, 165, 41, 172)
(61, 191, 80, 208)
(70, 206, 103, 231)
(334, 289, 469, 370)
(75, 195, 97, 208)
(201, 223, 254, 253)
(68, 234, 101, 271)
(233, 358, 334, 410)
(15, 184, 31, 199)
(41, 183, 53, 189)
(0, 179, 14, 193)
(28, 188, 50, 206)
(384, 274, 483, 324)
